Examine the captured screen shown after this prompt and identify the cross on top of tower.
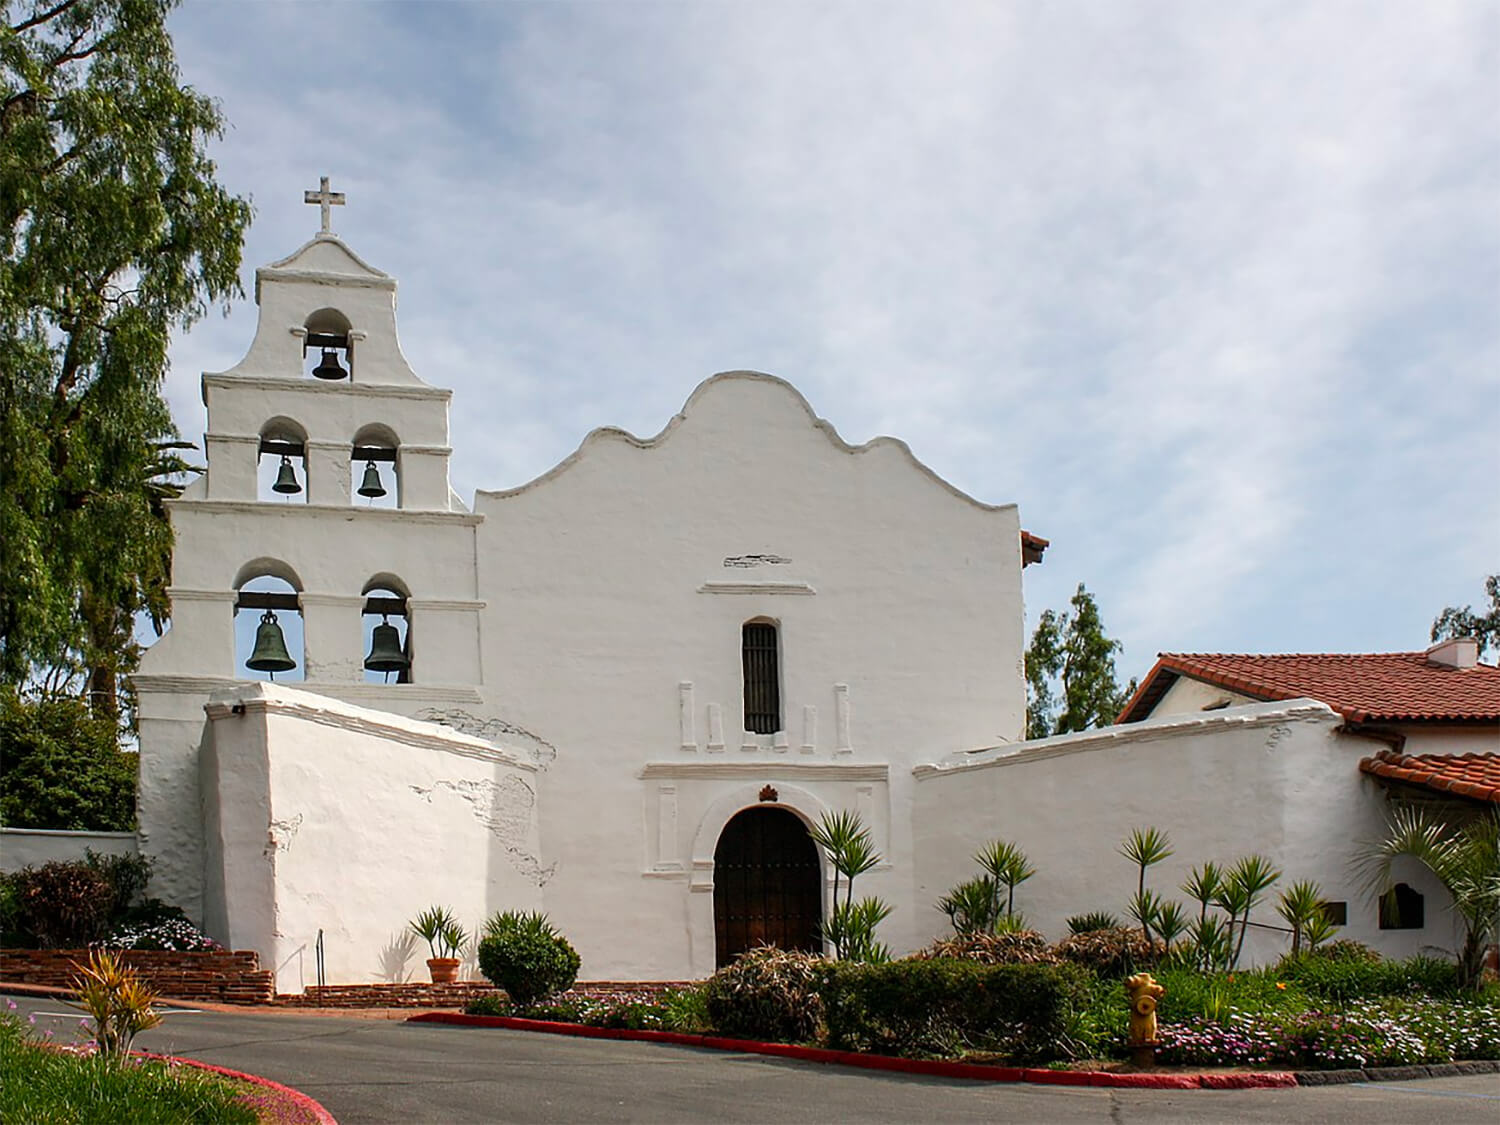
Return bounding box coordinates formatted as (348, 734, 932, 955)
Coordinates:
(303, 175, 345, 234)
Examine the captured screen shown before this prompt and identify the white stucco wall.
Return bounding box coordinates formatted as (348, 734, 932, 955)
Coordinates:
(200, 683, 543, 993)
(0, 829, 137, 874)
(1147, 675, 1256, 717)
(475, 372, 1028, 976)
(913, 701, 1455, 965)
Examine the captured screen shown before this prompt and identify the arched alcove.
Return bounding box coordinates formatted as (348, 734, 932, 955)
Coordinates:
(712, 806, 821, 967)
(257, 418, 308, 504)
(361, 574, 411, 684)
(350, 423, 399, 508)
(234, 570, 305, 682)
(303, 307, 353, 380)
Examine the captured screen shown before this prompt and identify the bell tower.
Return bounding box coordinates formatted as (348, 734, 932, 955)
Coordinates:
(134, 180, 488, 911)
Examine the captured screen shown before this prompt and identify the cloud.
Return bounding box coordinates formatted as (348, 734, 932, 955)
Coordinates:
(164, 0, 1499, 672)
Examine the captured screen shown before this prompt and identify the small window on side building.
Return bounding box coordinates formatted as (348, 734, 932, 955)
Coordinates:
(1378, 883, 1424, 930)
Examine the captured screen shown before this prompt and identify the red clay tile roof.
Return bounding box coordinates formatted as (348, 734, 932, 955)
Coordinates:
(1117, 651, 1500, 725)
(1020, 530, 1049, 567)
(1359, 749, 1500, 804)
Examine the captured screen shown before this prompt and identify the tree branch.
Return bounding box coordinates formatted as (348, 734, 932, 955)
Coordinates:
(9, 0, 83, 36)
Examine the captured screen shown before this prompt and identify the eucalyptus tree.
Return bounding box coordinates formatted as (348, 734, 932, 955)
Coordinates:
(1, 0, 251, 719)
(1025, 583, 1137, 739)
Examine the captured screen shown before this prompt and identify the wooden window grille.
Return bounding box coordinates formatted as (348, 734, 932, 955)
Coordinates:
(742, 622, 781, 734)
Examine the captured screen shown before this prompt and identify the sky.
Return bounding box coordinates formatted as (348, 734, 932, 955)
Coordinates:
(161, 0, 1499, 682)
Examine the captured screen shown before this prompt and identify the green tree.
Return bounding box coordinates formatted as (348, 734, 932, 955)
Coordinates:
(1431, 575, 1500, 660)
(0, 686, 136, 829)
(1024, 583, 1137, 738)
(1, 0, 251, 721)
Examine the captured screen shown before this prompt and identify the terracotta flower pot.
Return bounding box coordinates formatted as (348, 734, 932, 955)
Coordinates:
(427, 957, 461, 984)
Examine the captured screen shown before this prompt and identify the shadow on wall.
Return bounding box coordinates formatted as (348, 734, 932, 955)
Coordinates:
(379, 930, 420, 983)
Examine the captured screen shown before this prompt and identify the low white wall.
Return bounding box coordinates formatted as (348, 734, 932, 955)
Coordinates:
(0, 828, 138, 873)
(200, 683, 544, 993)
(913, 700, 1453, 965)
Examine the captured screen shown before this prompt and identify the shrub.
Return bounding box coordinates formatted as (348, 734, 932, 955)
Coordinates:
(476, 911, 580, 1008)
(464, 994, 512, 1017)
(73, 948, 162, 1057)
(914, 929, 1059, 966)
(1315, 939, 1380, 963)
(702, 946, 828, 1043)
(0, 688, 137, 831)
(1066, 911, 1120, 934)
(820, 958, 1089, 1062)
(1053, 927, 1162, 978)
(9, 861, 115, 947)
(1278, 951, 1460, 1003)
(103, 917, 221, 953)
(85, 850, 153, 919)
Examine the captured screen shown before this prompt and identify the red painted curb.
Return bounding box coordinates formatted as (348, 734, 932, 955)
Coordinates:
(406, 1012, 1297, 1090)
(135, 1051, 338, 1123)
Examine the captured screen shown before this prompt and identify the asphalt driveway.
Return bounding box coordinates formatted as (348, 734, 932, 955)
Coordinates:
(13, 996, 1500, 1124)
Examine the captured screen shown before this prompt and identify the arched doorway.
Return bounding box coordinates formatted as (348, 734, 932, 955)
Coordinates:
(713, 807, 822, 968)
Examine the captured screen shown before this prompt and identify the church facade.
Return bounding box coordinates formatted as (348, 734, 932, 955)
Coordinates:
(133, 195, 1493, 992)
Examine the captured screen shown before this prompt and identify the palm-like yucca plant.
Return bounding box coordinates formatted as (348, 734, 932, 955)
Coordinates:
(938, 875, 999, 934)
(1186, 914, 1233, 972)
(974, 839, 1036, 922)
(1276, 879, 1326, 956)
(1361, 807, 1500, 991)
(1302, 908, 1340, 951)
(1220, 855, 1281, 969)
(809, 810, 880, 915)
(1120, 827, 1173, 940)
(1181, 862, 1223, 924)
(73, 949, 163, 1058)
(822, 897, 894, 962)
(1126, 888, 1161, 942)
(410, 905, 466, 959)
(1153, 899, 1189, 948)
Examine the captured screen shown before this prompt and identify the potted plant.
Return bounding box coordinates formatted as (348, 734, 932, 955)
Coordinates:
(410, 906, 467, 983)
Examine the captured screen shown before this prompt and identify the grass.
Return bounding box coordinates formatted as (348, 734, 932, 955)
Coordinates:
(0, 1010, 258, 1125)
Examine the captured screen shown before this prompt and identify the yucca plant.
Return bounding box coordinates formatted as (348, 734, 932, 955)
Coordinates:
(1120, 827, 1173, 940)
(1153, 899, 1189, 948)
(822, 896, 893, 963)
(1186, 914, 1233, 972)
(1360, 808, 1500, 991)
(410, 905, 466, 959)
(809, 810, 884, 958)
(1066, 911, 1121, 934)
(72, 948, 163, 1058)
(1302, 907, 1340, 951)
(1219, 854, 1281, 969)
(1126, 888, 1161, 942)
(974, 839, 1035, 922)
(938, 875, 999, 934)
(1276, 879, 1326, 956)
(1181, 862, 1223, 925)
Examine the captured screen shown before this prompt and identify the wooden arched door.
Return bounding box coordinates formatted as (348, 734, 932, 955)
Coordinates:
(713, 807, 822, 968)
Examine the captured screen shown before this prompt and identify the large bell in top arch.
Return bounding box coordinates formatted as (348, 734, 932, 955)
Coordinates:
(364, 617, 410, 675)
(312, 347, 347, 380)
(246, 610, 296, 675)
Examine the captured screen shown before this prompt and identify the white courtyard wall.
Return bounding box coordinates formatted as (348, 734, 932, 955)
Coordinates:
(0, 829, 137, 873)
(913, 701, 1454, 965)
(199, 684, 543, 993)
(475, 373, 1027, 977)
(1148, 676, 1257, 717)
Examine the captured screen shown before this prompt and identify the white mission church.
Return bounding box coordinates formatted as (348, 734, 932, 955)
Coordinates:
(131, 185, 1499, 992)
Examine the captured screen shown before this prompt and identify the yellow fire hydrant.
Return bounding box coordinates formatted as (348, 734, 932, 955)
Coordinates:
(1125, 972, 1164, 1068)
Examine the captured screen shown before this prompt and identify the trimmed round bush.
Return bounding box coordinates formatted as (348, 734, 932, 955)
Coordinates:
(703, 947, 829, 1043)
(1053, 927, 1162, 978)
(476, 912, 580, 1009)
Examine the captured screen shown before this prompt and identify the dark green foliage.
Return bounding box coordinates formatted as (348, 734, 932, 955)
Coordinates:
(914, 929, 1059, 966)
(1066, 911, 1121, 934)
(937, 875, 999, 933)
(86, 848, 152, 912)
(476, 911, 580, 1009)
(1052, 927, 1162, 978)
(820, 959, 1089, 1062)
(0, 688, 136, 829)
(702, 946, 828, 1043)
(7, 859, 115, 947)
(1025, 584, 1137, 738)
(463, 994, 512, 1017)
(1277, 951, 1460, 1003)
(1431, 575, 1500, 659)
(1315, 939, 1380, 963)
(1, 0, 251, 713)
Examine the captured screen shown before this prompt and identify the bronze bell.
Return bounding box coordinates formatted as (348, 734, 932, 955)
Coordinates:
(272, 455, 301, 495)
(364, 616, 410, 677)
(246, 610, 296, 676)
(357, 460, 387, 499)
(312, 348, 347, 380)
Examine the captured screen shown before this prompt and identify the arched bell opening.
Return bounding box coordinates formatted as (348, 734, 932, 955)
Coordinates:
(234, 573, 305, 682)
(303, 307, 353, 381)
(350, 423, 399, 509)
(361, 578, 411, 684)
(257, 418, 308, 504)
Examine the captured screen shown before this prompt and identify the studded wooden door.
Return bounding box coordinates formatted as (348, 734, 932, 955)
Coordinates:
(713, 807, 822, 968)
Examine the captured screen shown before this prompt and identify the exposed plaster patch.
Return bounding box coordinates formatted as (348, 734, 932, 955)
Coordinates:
(414, 708, 557, 768)
(265, 814, 304, 857)
(723, 554, 791, 568)
(408, 776, 556, 886)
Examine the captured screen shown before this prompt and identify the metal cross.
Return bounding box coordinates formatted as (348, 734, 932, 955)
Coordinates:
(303, 175, 345, 234)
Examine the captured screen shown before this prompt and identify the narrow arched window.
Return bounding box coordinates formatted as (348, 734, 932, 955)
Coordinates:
(1378, 883, 1424, 930)
(257, 419, 307, 504)
(362, 579, 411, 684)
(742, 621, 780, 734)
(351, 424, 399, 509)
(234, 573, 304, 682)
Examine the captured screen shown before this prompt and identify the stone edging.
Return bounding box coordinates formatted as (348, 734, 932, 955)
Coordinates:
(1291, 1060, 1500, 1085)
(409, 1013, 1302, 1089)
(135, 1052, 338, 1123)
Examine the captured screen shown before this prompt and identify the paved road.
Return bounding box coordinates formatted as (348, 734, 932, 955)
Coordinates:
(14, 997, 1500, 1124)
